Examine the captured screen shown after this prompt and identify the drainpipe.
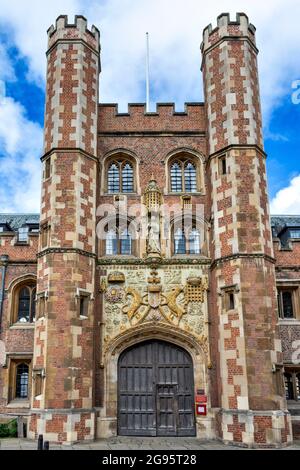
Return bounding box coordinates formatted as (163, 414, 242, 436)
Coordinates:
(0, 254, 9, 333)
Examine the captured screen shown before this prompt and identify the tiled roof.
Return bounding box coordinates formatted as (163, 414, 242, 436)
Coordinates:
(271, 215, 300, 237)
(0, 214, 40, 231)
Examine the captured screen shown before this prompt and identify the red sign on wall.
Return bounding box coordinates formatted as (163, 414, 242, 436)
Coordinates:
(195, 395, 207, 403)
(196, 404, 207, 416)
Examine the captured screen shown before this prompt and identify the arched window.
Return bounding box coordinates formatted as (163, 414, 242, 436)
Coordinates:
(16, 284, 36, 323)
(184, 162, 197, 192)
(174, 228, 186, 255)
(108, 163, 120, 193)
(106, 229, 118, 256)
(16, 363, 29, 399)
(107, 159, 134, 193)
(173, 223, 201, 255)
(189, 228, 201, 254)
(170, 157, 198, 193)
(284, 373, 294, 400)
(104, 222, 134, 256)
(120, 229, 132, 255)
(122, 163, 134, 193)
(171, 163, 183, 192)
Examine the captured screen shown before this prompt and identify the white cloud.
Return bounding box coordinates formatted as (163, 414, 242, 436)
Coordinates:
(0, 0, 299, 120)
(0, 43, 15, 82)
(0, 0, 80, 85)
(0, 0, 299, 213)
(270, 175, 300, 215)
(0, 97, 43, 212)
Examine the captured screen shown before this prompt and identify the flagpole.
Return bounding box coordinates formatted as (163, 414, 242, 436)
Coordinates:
(146, 32, 150, 113)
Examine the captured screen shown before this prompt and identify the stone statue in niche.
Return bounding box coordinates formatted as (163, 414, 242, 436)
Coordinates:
(147, 226, 161, 257)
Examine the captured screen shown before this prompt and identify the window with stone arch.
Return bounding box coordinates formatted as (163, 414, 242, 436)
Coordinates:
(171, 218, 203, 256)
(169, 154, 201, 193)
(11, 280, 36, 324)
(106, 155, 136, 194)
(101, 216, 138, 257)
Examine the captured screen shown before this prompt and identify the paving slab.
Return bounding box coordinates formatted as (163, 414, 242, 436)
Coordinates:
(0, 437, 300, 450)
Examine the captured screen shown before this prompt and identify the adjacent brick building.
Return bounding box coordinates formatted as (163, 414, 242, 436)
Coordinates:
(0, 13, 299, 447)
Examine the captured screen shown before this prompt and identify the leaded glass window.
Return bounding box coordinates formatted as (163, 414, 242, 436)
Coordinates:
(189, 228, 201, 254)
(108, 163, 120, 193)
(174, 228, 186, 255)
(107, 159, 134, 193)
(17, 285, 36, 323)
(16, 363, 29, 399)
(278, 290, 295, 319)
(184, 162, 197, 192)
(105, 226, 133, 256)
(171, 163, 183, 192)
(122, 163, 134, 193)
(170, 158, 199, 193)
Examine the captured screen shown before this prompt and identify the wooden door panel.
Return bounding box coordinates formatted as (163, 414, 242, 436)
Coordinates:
(118, 340, 196, 437)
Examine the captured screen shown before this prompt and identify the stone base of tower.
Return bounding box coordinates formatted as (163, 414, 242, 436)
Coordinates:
(214, 409, 293, 448)
(28, 410, 96, 444)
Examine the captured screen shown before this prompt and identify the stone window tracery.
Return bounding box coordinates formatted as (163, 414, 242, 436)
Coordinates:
(107, 159, 134, 193)
(173, 222, 201, 255)
(170, 158, 198, 193)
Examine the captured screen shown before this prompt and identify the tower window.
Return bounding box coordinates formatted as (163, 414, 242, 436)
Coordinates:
(79, 296, 89, 318)
(44, 158, 51, 179)
(40, 223, 50, 249)
(219, 155, 227, 175)
(229, 292, 235, 310)
(107, 159, 134, 193)
(170, 157, 199, 193)
(221, 286, 238, 311)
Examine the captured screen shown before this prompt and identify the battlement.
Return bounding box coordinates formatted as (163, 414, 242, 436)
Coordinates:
(47, 15, 100, 53)
(98, 102, 206, 133)
(201, 12, 256, 53)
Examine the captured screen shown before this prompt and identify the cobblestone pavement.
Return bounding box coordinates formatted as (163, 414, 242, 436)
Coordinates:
(0, 437, 300, 450)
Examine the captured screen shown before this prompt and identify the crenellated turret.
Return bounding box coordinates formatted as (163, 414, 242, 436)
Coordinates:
(201, 12, 263, 155)
(203, 13, 292, 447)
(29, 16, 100, 444)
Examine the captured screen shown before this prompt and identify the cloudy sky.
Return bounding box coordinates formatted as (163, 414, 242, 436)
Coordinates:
(0, 0, 299, 214)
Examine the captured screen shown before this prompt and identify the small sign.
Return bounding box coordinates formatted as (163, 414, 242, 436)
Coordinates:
(196, 404, 207, 416)
(197, 389, 205, 395)
(196, 395, 207, 403)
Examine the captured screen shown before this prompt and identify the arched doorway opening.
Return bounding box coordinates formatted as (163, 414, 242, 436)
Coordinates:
(118, 340, 196, 436)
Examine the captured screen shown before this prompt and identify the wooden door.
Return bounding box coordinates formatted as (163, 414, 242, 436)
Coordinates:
(118, 340, 195, 436)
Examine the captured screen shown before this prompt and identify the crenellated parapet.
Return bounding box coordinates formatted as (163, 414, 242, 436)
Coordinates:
(201, 12, 256, 54)
(201, 12, 263, 154)
(98, 102, 206, 133)
(44, 15, 100, 155)
(47, 15, 100, 54)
